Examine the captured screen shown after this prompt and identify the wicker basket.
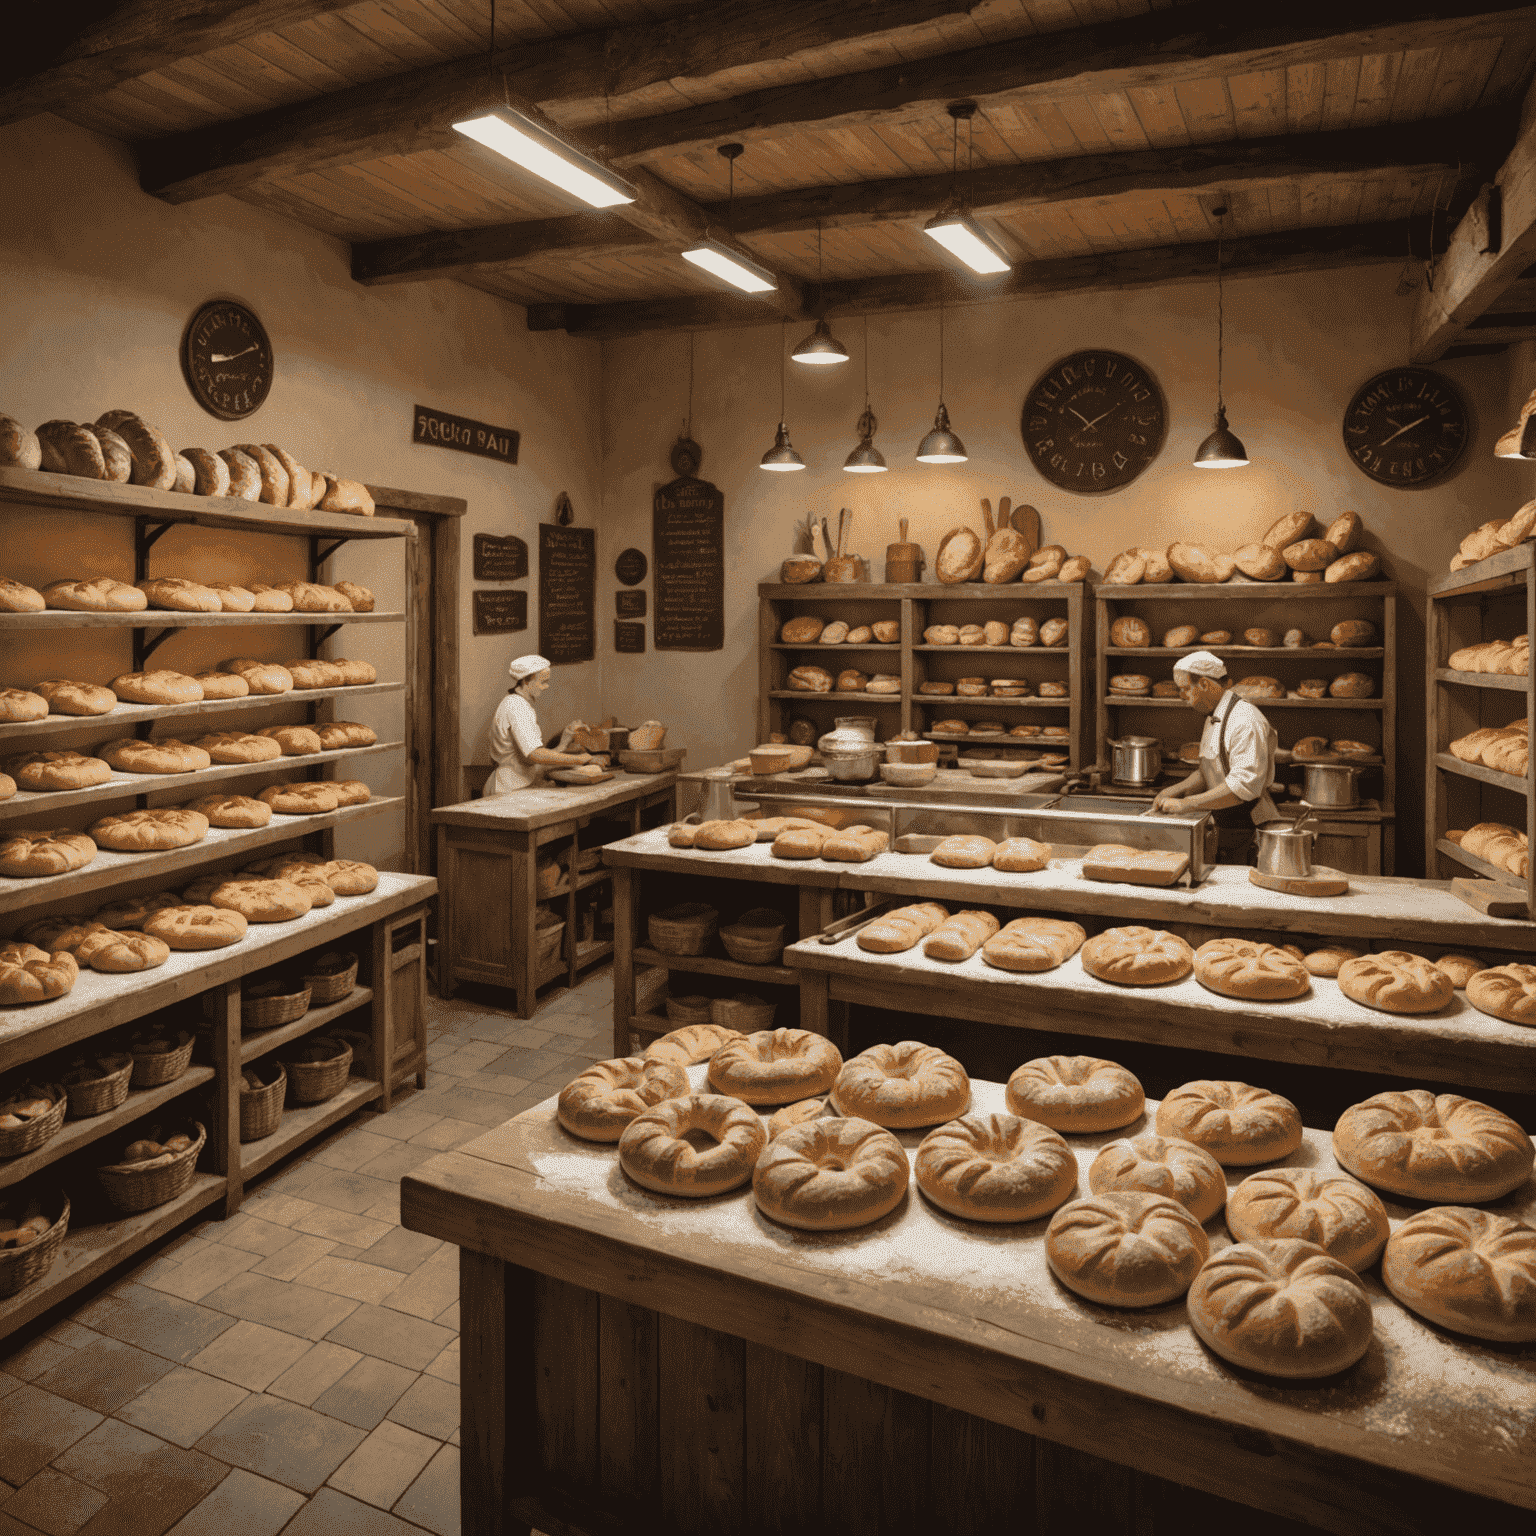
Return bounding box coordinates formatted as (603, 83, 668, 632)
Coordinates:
(663, 994, 714, 1026)
(0, 1196, 68, 1300)
(129, 1030, 195, 1089)
(710, 994, 776, 1031)
(242, 979, 311, 1031)
(301, 951, 358, 1006)
(97, 1123, 205, 1215)
(282, 1038, 352, 1105)
(240, 1065, 286, 1142)
(648, 903, 718, 956)
(535, 908, 565, 969)
(719, 907, 787, 965)
(61, 1054, 133, 1118)
(329, 1026, 374, 1078)
(0, 1084, 66, 1160)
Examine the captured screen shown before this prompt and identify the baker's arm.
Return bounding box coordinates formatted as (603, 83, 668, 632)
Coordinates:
(1150, 769, 1204, 812)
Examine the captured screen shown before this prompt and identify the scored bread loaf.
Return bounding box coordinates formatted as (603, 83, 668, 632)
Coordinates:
(857, 902, 949, 953)
(1232, 541, 1287, 580)
(980, 916, 1085, 973)
(1167, 543, 1235, 583)
(820, 827, 888, 862)
(923, 910, 1001, 961)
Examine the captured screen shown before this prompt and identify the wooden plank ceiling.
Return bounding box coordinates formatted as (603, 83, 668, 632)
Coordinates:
(10, 1, 1536, 350)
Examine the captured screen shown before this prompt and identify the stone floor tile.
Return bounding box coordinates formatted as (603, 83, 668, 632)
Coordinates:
(236, 1193, 318, 1229)
(486, 1046, 565, 1078)
(201, 1274, 359, 1341)
(363, 1189, 401, 1224)
(391, 1444, 459, 1536)
(279, 1487, 423, 1536)
(326, 1244, 368, 1263)
(44, 1324, 101, 1352)
(433, 1301, 458, 1330)
(324, 1306, 455, 1372)
(74, 1285, 234, 1365)
(291, 1207, 393, 1250)
(0, 1337, 74, 1382)
(141, 1240, 260, 1303)
(456, 1020, 519, 1045)
(540, 1011, 597, 1039)
(406, 1119, 480, 1152)
(420, 1053, 473, 1079)
(53, 1421, 226, 1534)
(353, 1110, 440, 1144)
(184, 1322, 312, 1394)
(301, 1170, 398, 1218)
(503, 1027, 554, 1049)
(114, 1368, 249, 1450)
(381, 1248, 457, 1323)
(311, 1357, 417, 1432)
(353, 1229, 441, 1275)
(0, 1372, 20, 1400)
(445, 1040, 502, 1064)
(452, 1072, 530, 1101)
(163, 1468, 304, 1536)
(250, 1234, 338, 1282)
(310, 1132, 396, 1174)
(265, 1162, 320, 1197)
(291, 1258, 402, 1307)
(265, 1342, 362, 1408)
(194, 1395, 365, 1495)
(384, 1374, 458, 1443)
(2, 1469, 108, 1536)
(33, 1336, 175, 1416)
(352, 1142, 436, 1181)
(326, 1421, 437, 1511)
(430, 1087, 519, 1128)
(421, 1343, 459, 1387)
(448, 1426, 459, 1447)
(0, 1385, 101, 1486)
(210, 1216, 302, 1258)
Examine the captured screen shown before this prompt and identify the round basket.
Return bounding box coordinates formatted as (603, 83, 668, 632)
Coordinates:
(96, 1123, 205, 1215)
(240, 1065, 286, 1143)
(664, 995, 714, 1027)
(535, 909, 565, 969)
(719, 907, 787, 965)
(129, 1030, 195, 1089)
(242, 979, 311, 1031)
(301, 951, 358, 1006)
(0, 1084, 67, 1160)
(61, 1055, 133, 1119)
(648, 903, 718, 956)
(329, 1026, 373, 1078)
(0, 1196, 69, 1300)
(710, 993, 776, 1032)
(281, 1038, 352, 1105)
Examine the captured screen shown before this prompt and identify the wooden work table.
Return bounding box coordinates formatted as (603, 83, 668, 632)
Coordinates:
(402, 1066, 1536, 1536)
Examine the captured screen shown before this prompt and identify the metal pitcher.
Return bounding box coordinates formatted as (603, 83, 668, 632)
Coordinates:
(1256, 812, 1316, 878)
(697, 772, 738, 822)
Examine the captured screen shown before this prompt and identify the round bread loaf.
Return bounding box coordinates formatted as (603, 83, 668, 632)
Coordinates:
(619, 1093, 767, 1196)
(692, 819, 756, 851)
(1232, 541, 1287, 580)
(1263, 511, 1314, 547)
(931, 719, 967, 733)
(1382, 1207, 1536, 1342)
(1080, 926, 1194, 985)
(0, 578, 45, 612)
(916, 1113, 1077, 1222)
(982, 620, 1009, 646)
(832, 1042, 969, 1128)
(1242, 628, 1276, 648)
(1156, 1080, 1303, 1165)
(95, 410, 177, 488)
(991, 836, 1051, 873)
(1040, 618, 1069, 646)
(208, 878, 312, 922)
(981, 916, 1085, 973)
(142, 904, 248, 950)
(74, 928, 171, 974)
(19, 917, 107, 953)
(260, 782, 341, 814)
(330, 780, 371, 808)
(788, 665, 833, 692)
(1193, 939, 1310, 1000)
(708, 1028, 842, 1106)
(1297, 679, 1328, 698)
(1162, 624, 1200, 648)
(819, 621, 850, 645)
(644, 1024, 743, 1067)
(217, 448, 262, 500)
(185, 794, 272, 829)
(89, 808, 209, 851)
(218, 658, 293, 694)
(42, 578, 146, 612)
(1187, 1239, 1373, 1377)
(1466, 962, 1536, 1022)
(1109, 616, 1150, 648)
(1336, 951, 1453, 1015)
(194, 732, 282, 765)
(258, 724, 323, 757)
(1333, 1090, 1533, 1202)
(179, 448, 230, 498)
(1232, 675, 1284, 699)
(1330, 619, 1376, 647)
(1045, 1192, 1209, 1307)
(0, 942, 78, 1005)
(556, 1056, 690, 1142)
(1109, 673, 1151, 694)
(1009, 618, 1037, 647)
(1006, 1055, 1144, 1133)
(835, 668, 868, 692)
(781, 616, 824, 643)
(1102, 550, 1146, 585)
(1302, 944, 1363, 977)
(323, 859, 378, 895)
(754, 1116, 908, 1229)
(1226, 1166, 1389, 1271)
(0, 417, 42, 472)
(110, 672, 204, 706)
(37, 420, 107, 479)
(1283, 628, 1307, 648)
(1329, 672, 1374, 698)
(99, 737, 210, 775)
(10, 751, 111, 791)
(959, 624, 986, 646)
(93, 893, 180, 930)
(1088, 1133, 1226, 1222)
(924, 624, 960, 645)
(1427, 952, 1482, 989)
(0, 689, 48, 723)
(189, 672, 248, 701)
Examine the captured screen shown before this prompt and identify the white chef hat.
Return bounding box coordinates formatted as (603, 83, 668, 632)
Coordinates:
(1172, 650, 1228, 681)
(508, 653, 551, 681)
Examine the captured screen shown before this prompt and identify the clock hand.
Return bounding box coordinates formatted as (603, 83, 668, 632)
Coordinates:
(1378, 415, 1429, 446)
(1067, 407, 1095, 428)
(210, 346, 258, 364)
(1082, 406, 1118, 430)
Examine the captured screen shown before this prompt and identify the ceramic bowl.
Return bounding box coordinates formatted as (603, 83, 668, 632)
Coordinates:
(880, 761, 938, 787)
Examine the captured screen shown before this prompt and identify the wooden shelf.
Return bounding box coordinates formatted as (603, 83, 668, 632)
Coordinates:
(0, 798, 401, 916)
(1093, 580, 1395, 599)
(1434, 668, 1531, 690)
(757, 582, 1081, 599)
(1434, 751, 1530, 795)
(240, 1078, 380, 1180)
(1427, 543, 1533, 599)
(1104, 696, 1384, 709)
(572, 939, 613, 969)
(0, 610, 403, 631)
(1107, 647, 1385, 659)
(547, 867, 611, 900)
(0, 1067, 215, 1191)
(913, 696, 1070, 708)
(238, 987, 373, 1065)
(0, 740, 403, 819)
(633, 946, 796, 986)
(912, 645, 1069, 655)
(1434, 838, 1527, 887)
(767, 691, 902, 703)
(769, 643, 901, 652)
(0, 683, 405, 742)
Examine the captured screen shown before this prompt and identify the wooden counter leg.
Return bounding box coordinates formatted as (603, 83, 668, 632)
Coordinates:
(435, 824, 456, 999)
(799, 969, 836, 1046)
(796, 885, 835, 939)
(612, 864, 636, 1058)
(461, 1249, 533, 1536)
(372, 918, 396, 1112)
(211, 979, 243, 1219)
(513, 831, 538, 1020)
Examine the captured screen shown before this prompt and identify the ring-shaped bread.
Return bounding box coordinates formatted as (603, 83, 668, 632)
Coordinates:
(831, 1041, 969, 1128)
(556, 1056, 689, 1142)
(1155, 1080, 1303, 1165)
(1332, 1090, 1534, 1203)
(1087, 1133, 1227, 1223)
(1045, 1191, 1209, 1307)
(618, 1093, 767, 1196)
(1225, 1166, 1390, 1272)
(915, 1113, 1077, 1222)
(753, 1115, 909, 1230)
(1193, 938, 1310, 1000)
(1006, 1055, 1145, 1133)
(644, 1023, 743, 1067)
(707, 1027, 842, 1106)
(1382, 1206, 1536, 1342)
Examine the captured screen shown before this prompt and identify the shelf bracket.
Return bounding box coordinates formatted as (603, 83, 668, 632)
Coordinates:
(314, 537, 351, 567)
(306, 621, 345, 660)
(134, 518, 176, 582)
(133, 625, 184, 670)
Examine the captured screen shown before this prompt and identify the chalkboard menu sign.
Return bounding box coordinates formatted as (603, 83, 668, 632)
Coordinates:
(653, 475, 724, 652)
(473, 533, 528, 582)
(538, 523, 596, 664)
(472, 589, 527, 635)
(615, 621, 646, 654)
(616, 589, 646, 618)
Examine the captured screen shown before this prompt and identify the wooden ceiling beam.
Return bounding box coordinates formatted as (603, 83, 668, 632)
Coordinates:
(0, 1, 362, 128)
(526, 219, 1435, 337)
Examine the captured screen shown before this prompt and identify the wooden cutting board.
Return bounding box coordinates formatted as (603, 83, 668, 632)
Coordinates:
(1248, 865, 1350, 897)
(1450, 876, 1529, 917)
(1010, 503, 1041, 558)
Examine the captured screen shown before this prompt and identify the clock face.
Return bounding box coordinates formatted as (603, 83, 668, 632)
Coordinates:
(182, 300, 273, 421)
(1342, 367, 1468, 488)
(1022, 350, 1166, 494)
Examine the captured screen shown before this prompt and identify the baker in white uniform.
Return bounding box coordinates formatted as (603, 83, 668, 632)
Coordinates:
(1149, 650, 1279, 863)
(486, 653, 593, 796)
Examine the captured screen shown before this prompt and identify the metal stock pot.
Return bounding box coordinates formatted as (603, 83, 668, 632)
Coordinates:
(1300, 762, 1363, 808)
(1106, 736, 1161, 785)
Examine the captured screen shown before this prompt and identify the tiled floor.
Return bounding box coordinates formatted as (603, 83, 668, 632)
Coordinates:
(0, 970, 617, 1536)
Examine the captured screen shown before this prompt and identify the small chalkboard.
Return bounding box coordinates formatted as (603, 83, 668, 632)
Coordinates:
(616, 589, 646, 618)
(615, 548, 647, 585)
(472, 589, 527, 635)
(539, 523, 596, 664)
(473, 532, 528, 582)
(615, 621, 646, 654)
(653, 475, 724, 652)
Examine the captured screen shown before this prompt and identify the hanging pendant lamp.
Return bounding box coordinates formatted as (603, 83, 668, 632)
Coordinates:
(793, 223, 849, 365)
(1193, 205, 1249, 469)
(922, 104, 1012, 275)
(916, 294, 967, 463)
(844, 317, 887, 472)
(761, 320, 806, 472)
(682, 145, 779, 293)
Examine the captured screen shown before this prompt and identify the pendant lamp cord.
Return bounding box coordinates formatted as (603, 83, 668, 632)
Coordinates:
(863, 314, 870, 410)
(938, 289, 946, 407)
(1215, 215, 1225, 415)
(780, 319, 787, 419)
(686, 332, 694, 438)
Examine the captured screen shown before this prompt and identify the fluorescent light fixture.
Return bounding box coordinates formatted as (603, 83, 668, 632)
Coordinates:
(923, 210, 1010, 274)
(452, 111, 635, 208)
(681, 238, 777, 294)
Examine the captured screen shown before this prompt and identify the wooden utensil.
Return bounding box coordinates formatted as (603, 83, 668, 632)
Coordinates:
(1011, 503, 1041, 557)
(824, 507, 863, 582)
(1248, 865, 1350, 897)
(1450, 877, 1529, 917)
(885, 516, 924, 583)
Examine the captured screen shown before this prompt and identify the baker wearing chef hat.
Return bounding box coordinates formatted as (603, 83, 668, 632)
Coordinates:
(1149, 650, 1280, 863)
(486, 654, 594, 796)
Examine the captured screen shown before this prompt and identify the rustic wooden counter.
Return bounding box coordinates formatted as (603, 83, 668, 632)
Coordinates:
(433, 772, 677, 1016)
(402, 1066, 1536, 1536)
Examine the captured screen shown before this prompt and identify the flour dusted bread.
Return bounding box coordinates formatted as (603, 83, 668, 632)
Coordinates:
(1302, 943, 1363, 976)
(193, 732, 283, 765)
(0, 416, 42, 471)
(754, 1116, 908, 1229)
(1466, 962, 1536, 1022)
(110, 671, 204, 706)
(100, 737, 210, 775)
(619, 1094, 767, 1196)
(74, 928, 171, 974)
(1193, 938, 1310, 1000)
(707, 1028, 842, 1106)
(1080, 926, 1193, 985)
(208, 878, 312, 922)
(219, 658, 293, 694)
(991, 836, 1051, 872)
(857, 903, 949, 954)
(186, 794, 271, 829)
(1226, 1167, 1389, 1271)
(981, 916, 1084, 972)
(1383, 1207, 1536, 1342)
(89, 808, 208, 851)
(1167, 543, 1235, 583)
(1088, 1134, 1226, 1223)
(1336, 951, 1453, 1014)
(1081, 844, 1189, 886)
(766, 1097, 829, 1139)
(922, 910, 999, 961)
(8, 751, 111, 791)
(0, 943, 78, 1005)
(832, 1042, 969, 1128)
(1006, 1055, 1144, 1133)
(643, 1024, 743, 1068)
(930, 834, 996, 869)
(0, 579, 44, 612)
(0, 689, 48, 723)
(260, 782, 341, 814)
(556, 1056, 689, 1142)
(1156, 1080, 1303, 1165)
(142, 905, 248, 950)
(916, 1114, 1076, 1222)
(137, 577, 222, 613)
(43, 577, 146, 612)
(1046, 1192, 1209, 1307)
(821, 827, 888, 861)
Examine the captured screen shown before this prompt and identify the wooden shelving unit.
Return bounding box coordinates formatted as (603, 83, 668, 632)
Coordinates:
(1426, 543, 1536, 917)
(758, 581, 1089, 770)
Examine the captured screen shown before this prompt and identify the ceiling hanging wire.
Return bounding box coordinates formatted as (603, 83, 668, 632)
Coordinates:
(761, 318, 806, 471)
(844, 315, 888, 472)
(793, 220, 850, 364)
(916, 280, 967, 463)
(923, 102, 1011, 274)
(682, 144, 778, 292)
(1192, 203, 1249, 469)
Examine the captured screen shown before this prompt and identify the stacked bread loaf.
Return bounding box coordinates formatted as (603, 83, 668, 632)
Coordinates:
(1448, 721, 1529, 778)
(1446, 821, 1529, 876)
(1447, 635, 1529, 676)
(1450, 500, 1536, 571)
(1104, 512, 1379, 586)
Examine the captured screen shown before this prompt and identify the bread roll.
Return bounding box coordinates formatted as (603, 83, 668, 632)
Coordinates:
(1198, 630, 1231, 645)
(1329, 672, 1374, 698)
(992, 836, 1051, 872)
(930, 834, 997, 869)
(1241, 628, 1275, 648)
(873, 620, 899, 643)
(1336, 951, 1453, 1015)
(1040, 618, 1068, 646)
(1079, 926, 1194, 985)
(959, 624, 985, 646)
(982, 620, 1009, 647)
(1046, 1192, 1209, 1307)
(1009, 617, 1036, 647)
(780, 616, 824, 643)
(1282, 538, 1337, 572)
(820, 827, 888, 862)
(1193, 938, 1309, 1000)
(857, 903, 949, 954)
(1301, 944, 1362, 977)
(1155, 1080, 1303, 1165)
(924, 624, 959, 645)
(931, 719, 967, 734)
(1134, 547, 1173, 583)
(1110, 616, 1149, 648)
(0, 415, 41, 470)
(1088, 1134, 1226, 1222)
(1103, 551, 1146, 585)
(1383, 1207, 1536, 1342)
(0, 689, 48, 723)
(1263, 511, 1314, 547)
(1109, 673, 1151, 695)
(1296, 678, 1327, 699)
(788, 665, 833, 692)
(834, 668, 868, 693)
(1323, 511, 1360, 552)
(1161, 624, 1198, 648)
(818, 621, 850, 645)
(1227, 1165, 1390, 1273)
(694, 819, 757, 851)
(1233, 542, 1287, 580)
(1167, 543, 1235, 583)
(1058, 555, 1091, 582)
(1326, 551, 1379, 583)
(916, 1114, 1077, 1223)
(922, 910, 1000, 961)
(980, 916, 1085, 973)
(1006, 1055, 1144, 1133)
(1232, 675, 1283, 700)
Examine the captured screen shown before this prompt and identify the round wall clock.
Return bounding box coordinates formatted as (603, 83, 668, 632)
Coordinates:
(1342, 367, 1468, 488)
(181, 300, 274, 421)
(1022, 350, 1167, 494)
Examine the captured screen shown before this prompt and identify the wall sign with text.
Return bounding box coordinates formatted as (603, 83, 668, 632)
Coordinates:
(653, 475, 724, 652)
(616, 590, 646, 618)
(472, 590, 527, 635)
(539, 524, 596, 665)
(615, 622, 646, 654)
(413, 404, 519, 464)
(473, 533, 528, 582)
